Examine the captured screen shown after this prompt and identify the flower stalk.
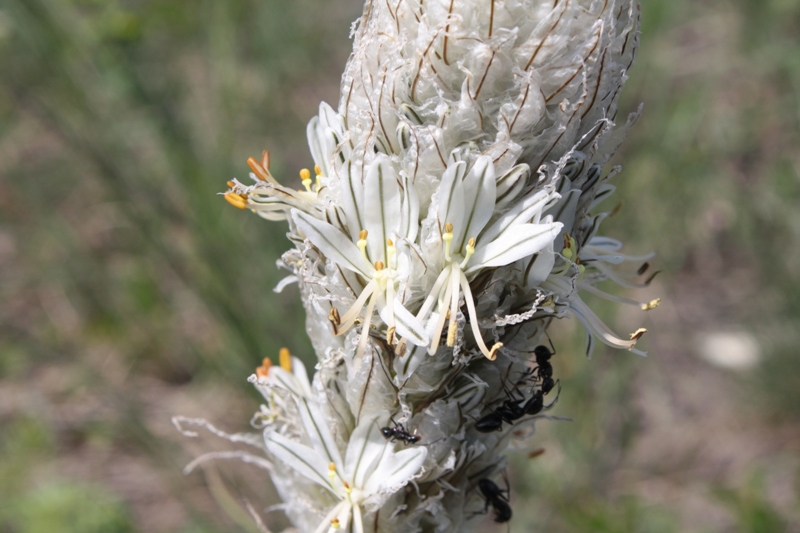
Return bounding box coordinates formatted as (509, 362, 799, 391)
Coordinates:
(183, 1, 658, 531)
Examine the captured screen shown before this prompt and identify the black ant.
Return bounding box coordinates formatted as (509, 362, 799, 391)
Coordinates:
(478, 477, 512, 523)
(379, 418, 421, 445)
(533, 344, 554, 380)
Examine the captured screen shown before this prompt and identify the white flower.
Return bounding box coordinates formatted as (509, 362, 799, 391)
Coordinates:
(415, 155, 562, 359)
(266, 404, 427, 533)
(292, 154, 428, 361)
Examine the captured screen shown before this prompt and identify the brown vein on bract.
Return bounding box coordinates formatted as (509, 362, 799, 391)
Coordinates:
(525, 0, 569, 71)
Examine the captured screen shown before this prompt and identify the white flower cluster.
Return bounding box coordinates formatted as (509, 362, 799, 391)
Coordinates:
(217, 1, 656, 531)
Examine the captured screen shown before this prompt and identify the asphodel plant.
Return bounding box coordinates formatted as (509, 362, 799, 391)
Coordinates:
(178, 1, 659, 531)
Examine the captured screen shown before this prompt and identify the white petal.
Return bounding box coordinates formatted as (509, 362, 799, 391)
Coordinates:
(344, 417, 386, 490)
(436, 161, 466, 237)
(379, 296, 429, 346)
(297, 397, 344, 471)
(364, 155, 402, 265)
(265, 431, 335, 494)
(480, 188, 555, 245)
(457, 156, 496, 251)
(466, 222, 562, 273)
(339, 159, 365, 242)
(525, 241, 556, 286)
(364, 445, 427, 494)
(400, 173, 420, 242)
(293, 210, 373, 277)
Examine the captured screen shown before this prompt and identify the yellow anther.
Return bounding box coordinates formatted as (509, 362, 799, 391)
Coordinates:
(562, 247, 573, 260)
(387, 326, 396, 345)
(443, 223, 454, 261)
(327, 462, 337, 484)
(629, 328, 647, 343)
(386, 239, 397, 267)
(224, 192, 248, 210)
(330, 517, 341, 530)
(357, 231, 369, 261)
(446, 320, 458, 347)
(488, 342, 503, 361)
(328, 307, 341, 332)
(300, 168, 312, 192)
(314, 165, 322, 176)
(226, 180, 235, 188)
(460, 237, 476, 268)
(256, 366, 269, 378)
(279, 347, 292, 371)
(261, 357, 272, 371)
(641, 298, 661, 311)
(374, 261, 385, 271)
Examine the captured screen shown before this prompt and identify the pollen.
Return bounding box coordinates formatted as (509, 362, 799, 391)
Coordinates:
(224, 192, 248, 210)
(641, 298, 661, 311)
(279, 347, 292, 371)
(300, 168, 313, 192)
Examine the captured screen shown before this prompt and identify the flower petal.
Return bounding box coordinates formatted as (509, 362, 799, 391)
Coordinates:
(343, 417, 386, 490)
(364, 445, 427, 494)
(339, 159, 365, 242)
(293, 210, 373, 277)
(378, 296, 429, 346)
(457, 155, 496, 251)
(364, 155, 402, 264)
(297, 397, 345, 471)
(265, 431, 336, 494)
(480, 188, 556, 245)
(436, 161, 466, 237)
(466, 222, 563, 274)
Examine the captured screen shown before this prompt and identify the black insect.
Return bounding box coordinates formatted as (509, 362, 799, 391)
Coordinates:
(478, 478, 512, 523)
(522, 389, 544, 416)
(533, 344, 554, 381)
(380, 418, 421, 445)
(541, 375, 556, 395)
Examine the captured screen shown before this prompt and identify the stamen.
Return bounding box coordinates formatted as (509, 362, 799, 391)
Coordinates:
(279, 347, 292, 371)
(300, 168, 312, 192)
(328, 307, 341, 334)
(386, 239, 396, 268)
(261, 149, 271, 171)
(330, 518, 341, 530)
(629, 328, 647, 342)
(387, 326, 396, 345)
(224, 192, 248, 210)
(446, 265, 460, 347)
(255, 365, 269, 378)
(641, 298, 661, 311)
(261, 357, 272, 371)
(314, 165, 322, 176)
(443, 222, 454, 261)
(328, 462, 337, 485)
(357, 230, 369, 261)
(459, 270, 502, 360)
(247, 157, 270, 182)
(342, 481, 352, 493)
(226, 180, 235, 188)
(459, 238, 476, 268)
(374, 261, 385, 271)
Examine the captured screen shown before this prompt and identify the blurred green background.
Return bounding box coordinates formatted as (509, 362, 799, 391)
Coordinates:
(0, 0, 798, 532)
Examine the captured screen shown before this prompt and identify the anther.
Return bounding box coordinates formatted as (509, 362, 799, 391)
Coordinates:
(374, 261, 385, 271)
(386, 238, 397, 267)
(328, 307, 341, 334)
(330, 517, 341, 530)
(300, 168, 312, 192)
(262, 357, 272, 371)
(460, 237, 476, 268)
(247, 157, 270, 181)
(261, 150, 270, 171)
(224, 192, 248, 210)
(343, 481, 352, 493)
(279, 347, 292, 371)
(226, 180, 235, 188)
(357, 230, 369, 261)
(387, 326, 396, 345)
(256, 366, 269, 378)
(443, 222, 454, 261)
(628, 328, 647, 343)
(641, 298, 661, 311)
(446, 320, 458, 347)
(328, 462, 337, 484)
(314, 165, 322, 176)
(488, 342, 503, 361)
